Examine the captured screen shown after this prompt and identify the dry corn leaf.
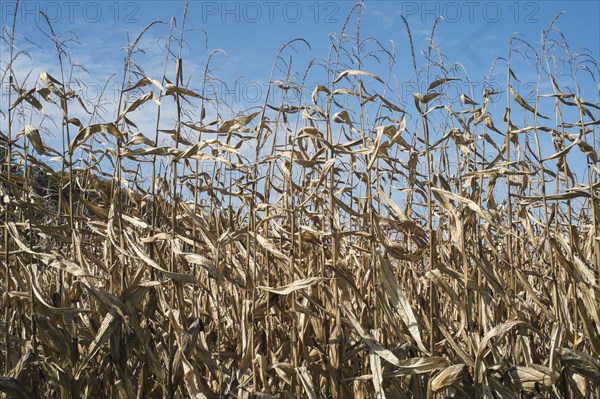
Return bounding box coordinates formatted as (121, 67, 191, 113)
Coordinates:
(70, 123, 124, 154)
(258, 277, 324, 296)
(431, 364, 466, 392)
(333, 69, 384, 84)
(21, 124, 46, 155)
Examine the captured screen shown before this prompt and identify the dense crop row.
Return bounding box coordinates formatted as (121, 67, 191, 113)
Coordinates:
(1, 1, 599, 398)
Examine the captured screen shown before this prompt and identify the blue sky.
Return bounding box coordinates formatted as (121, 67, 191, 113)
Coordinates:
(2, 1, 598, 104)
(1, 0, 598, 193)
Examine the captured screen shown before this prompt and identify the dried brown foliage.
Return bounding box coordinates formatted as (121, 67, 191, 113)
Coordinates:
(1, 2, 599, 398)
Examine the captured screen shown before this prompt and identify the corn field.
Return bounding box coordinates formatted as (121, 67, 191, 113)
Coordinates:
(1, 1, 599, 398)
